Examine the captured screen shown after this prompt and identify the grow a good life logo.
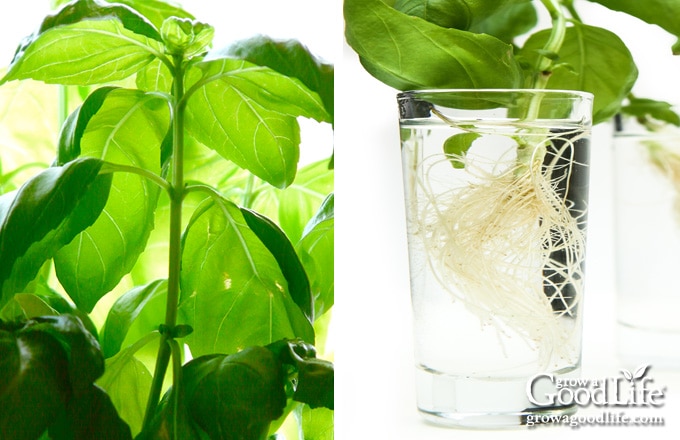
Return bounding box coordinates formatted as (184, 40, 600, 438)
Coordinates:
(527, 364, 666, 408)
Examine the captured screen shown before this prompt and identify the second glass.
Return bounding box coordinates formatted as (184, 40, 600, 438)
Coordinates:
(613, 114, 680, 368)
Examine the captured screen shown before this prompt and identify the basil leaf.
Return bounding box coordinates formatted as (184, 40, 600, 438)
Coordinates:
(184, 58, 327, 188)
(298, 406, 334, 440)
(48, 383, 133, 440)
(519, 23, 638, 124)
(0, 321, 69, 440)
(135, 58, 174, 93)
(443, 132, 480, 168)
(622, 97, 680, 126)
(251, 159, 334, 245)
(469, 1, 537, 44)
(28, 315, 103, 392)
(588, 0, 680, 43)
(394, 0, 529, 30)
(141, 347, 286, 440)
(54, 89, 170, 312)
(297, 194, 334, 319)
(0, 158, 111, 309)
(221, 35, 334, 123)
(344, 0, 523, 90)
(100, 279, 167, 358)
(40, 0, 161, 40)
(179, 199, 315, 357)
(1, 0, 164, 86)
(241, 208, 314, 323)
(394, 0, 473, 29)
(8, 293, 57, 318)
(0, 315, 132, 440)
(57, 87, 118, 165)
(115, 0, 194, 30)
(266, 339, 334, 410)
(97, 338, 156, 437)
(294, 358, 334, 410)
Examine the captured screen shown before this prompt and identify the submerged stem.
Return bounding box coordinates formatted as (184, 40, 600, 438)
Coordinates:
(412, 128, 588, 366)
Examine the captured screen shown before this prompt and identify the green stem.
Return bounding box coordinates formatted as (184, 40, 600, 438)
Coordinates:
(242, 173, 256, 208)
(100, 162, 172, 194)
(185, 182, 225, 202)
(517, 0, 568, 166)
(143, 54, 186, 430)
(169, 339, 183, 440)
(58, 85, 69, 128)
(562, 0, 582, 22)
(531, 0, 567, 92)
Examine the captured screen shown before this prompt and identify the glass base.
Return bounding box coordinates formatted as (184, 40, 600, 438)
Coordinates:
(617, 322, 680, 369)
(415, 365, 577, 428)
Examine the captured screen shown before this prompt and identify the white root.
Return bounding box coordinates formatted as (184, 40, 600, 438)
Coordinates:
(412, 130, 588, 368)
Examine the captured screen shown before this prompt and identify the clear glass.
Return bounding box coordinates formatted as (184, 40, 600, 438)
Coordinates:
(613, 115, 680, 368)
(397, 89, 593, 428)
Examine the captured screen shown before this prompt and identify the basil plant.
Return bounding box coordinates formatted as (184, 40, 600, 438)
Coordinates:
(0, 1, 334, 439)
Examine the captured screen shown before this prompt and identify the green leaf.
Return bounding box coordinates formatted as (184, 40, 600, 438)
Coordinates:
(443, 132, 480, 168)
(241, 208, 313, 323)
(265, 339, 334, 410)
(29, 315, 103, 392)
(588, 0, 680, 44)
(469, 1, 537, 44)
(100, 279, 167, 358)
(1, 324, 71, 440)
(48, 383, 133, 440)
(54, 88, 170, 312)
(622, 97, 680, 127)
(344, 0, 523, 90)
(246, 159, 334, 244)
(276, 160, 334, 244)
(97, 335, 156, 437)
(42, 0, 162, 40)
(1, 0, 165, 86)
(57, 86, 118, 165)
(298, 406, 334, 440)
(0, 289, 100, 341)
(394, 0, 528, 30)
(161, 17, 214, 58)
(221, 35, 334, 123)
(519, 23, 638, 124)
(141, 347, 287, 440)
(296, 194, 334, 319)
(0, 158, 111, 309)
(187, 58, 328, 123)
(10, 293, 57, 319)
(394, 0, 473, 29)
(135, 58, 174, 93)
(115, 0, 195, 30)
(184, 57, 328, 188)
(0, 315, 131, 440)
(179, 199, 314, 357)
(293, 359, 334, 410)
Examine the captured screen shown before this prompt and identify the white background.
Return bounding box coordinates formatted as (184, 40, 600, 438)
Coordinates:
(2, 0, 680, 439)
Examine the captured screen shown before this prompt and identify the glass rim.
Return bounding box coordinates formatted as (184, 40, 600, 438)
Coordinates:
(397, 88, 594, 101)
